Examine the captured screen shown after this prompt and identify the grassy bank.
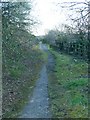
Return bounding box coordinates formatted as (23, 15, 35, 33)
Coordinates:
(48, 49, 88, 118)
(3, 43, 44, 118)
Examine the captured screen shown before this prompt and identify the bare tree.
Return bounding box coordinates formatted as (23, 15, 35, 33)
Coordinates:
(57, 1, 90, 35)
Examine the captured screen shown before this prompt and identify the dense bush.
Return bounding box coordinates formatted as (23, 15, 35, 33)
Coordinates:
(55, 34, 88, 60)
(45, 30, 88, 60)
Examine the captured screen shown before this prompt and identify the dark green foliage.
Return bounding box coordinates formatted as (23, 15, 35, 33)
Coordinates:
(50, 31, 88, 60)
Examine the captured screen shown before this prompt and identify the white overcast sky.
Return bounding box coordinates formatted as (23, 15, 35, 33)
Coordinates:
(30, 0, 87, 36)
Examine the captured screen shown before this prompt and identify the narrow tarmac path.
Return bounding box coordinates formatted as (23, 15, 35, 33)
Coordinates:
(19, 43, 51, 118)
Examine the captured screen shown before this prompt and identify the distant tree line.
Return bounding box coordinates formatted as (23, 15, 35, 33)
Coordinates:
(42, 1, 89, 61)
(43, 24, 88, 60)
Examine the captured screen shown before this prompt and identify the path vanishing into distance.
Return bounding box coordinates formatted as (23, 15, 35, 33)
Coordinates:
(19, 43, 52, 118)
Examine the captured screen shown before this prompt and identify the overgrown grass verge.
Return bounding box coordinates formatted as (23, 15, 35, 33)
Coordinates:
(48, 48, 88, 118)
(3, 44, 44, 118)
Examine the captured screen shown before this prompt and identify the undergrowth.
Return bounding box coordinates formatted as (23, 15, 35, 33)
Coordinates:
(3, 31, 44, 118)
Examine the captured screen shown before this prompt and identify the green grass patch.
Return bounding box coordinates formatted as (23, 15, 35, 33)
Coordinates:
(64, 78, 88, 90)
(48, 49, 88, 118)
